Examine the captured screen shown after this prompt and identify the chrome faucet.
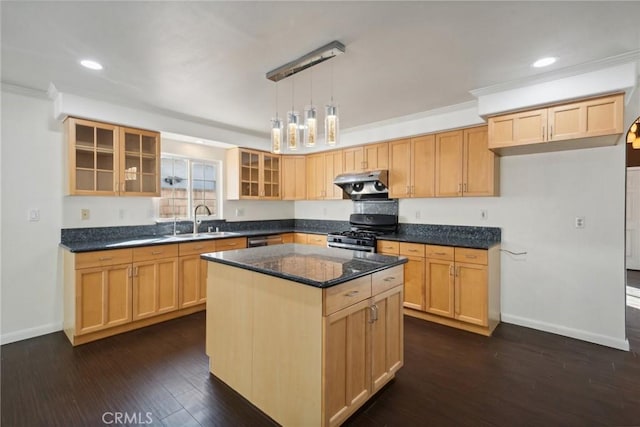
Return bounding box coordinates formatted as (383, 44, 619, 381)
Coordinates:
(193, 204, 212, 235)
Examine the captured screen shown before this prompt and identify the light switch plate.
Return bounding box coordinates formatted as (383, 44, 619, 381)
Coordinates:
(28, 209, 40, 222)
(81, 208, 90, 220)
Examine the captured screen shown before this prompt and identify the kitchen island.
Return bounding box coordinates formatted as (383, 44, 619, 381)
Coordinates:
(202, 244, 407, 427)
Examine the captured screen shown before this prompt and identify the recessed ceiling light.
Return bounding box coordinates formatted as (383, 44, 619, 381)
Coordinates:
(532, 57, 557, 68)
(80, 59, 103, 70)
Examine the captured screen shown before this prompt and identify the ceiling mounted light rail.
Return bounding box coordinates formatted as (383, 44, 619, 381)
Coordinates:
(267, 40, 345, 153)
(266, 41, 345, 82)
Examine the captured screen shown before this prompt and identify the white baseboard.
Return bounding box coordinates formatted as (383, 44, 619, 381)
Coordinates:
(501, 313, 630, 351)
(1, 322, 63, 345)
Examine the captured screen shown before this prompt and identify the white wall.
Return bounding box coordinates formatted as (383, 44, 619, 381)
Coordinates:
(1, 90, 65, 343)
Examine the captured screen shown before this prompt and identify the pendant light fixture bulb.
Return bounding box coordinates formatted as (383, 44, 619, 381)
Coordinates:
(287, 110, 300, 151)
(304, 106, 317, 147)
(325, 104, 339, 146)
(271, 117, 283, 154)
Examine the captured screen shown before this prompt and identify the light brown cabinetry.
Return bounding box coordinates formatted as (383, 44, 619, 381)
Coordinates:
(399, 243, 425, 310)
(343, 142, 389, 173)
(389, 136, 436, 198)
(72, 249, 133, 335)
(377, 240, 500, 336)
(178, 240, 217, 308)
(226, 148, 280, 199)
(206, 262, 403, 427)
(65, 117, 160, 196)
(177, 238, 247, 309)
(280, 233, 294, 243)
(281, 156, 306, 200)
(63, 237, 247, 346)
(306, 150, 343, 200)
(488, 93, 624, 155)
(289, 232, 327, 246)
(132, 245, 179, 320)
(435, 126, 498, 197)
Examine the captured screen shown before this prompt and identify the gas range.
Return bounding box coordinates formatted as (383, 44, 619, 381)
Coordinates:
(327, 213, 398, 253)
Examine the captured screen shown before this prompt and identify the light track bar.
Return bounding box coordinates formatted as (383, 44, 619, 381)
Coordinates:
(266, 40, 345, 82)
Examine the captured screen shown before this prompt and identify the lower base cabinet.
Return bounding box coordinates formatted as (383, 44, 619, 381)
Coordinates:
(63, 237, 247, 346)
(378, 240, 500, 336)
(207, 262, 404, 427)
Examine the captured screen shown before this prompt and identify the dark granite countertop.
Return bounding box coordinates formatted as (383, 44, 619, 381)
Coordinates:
(201, 243, 407, 288)
(59, 226, 499, 252)
(378, 233, 500, 250)
(59, 228, 328, 253)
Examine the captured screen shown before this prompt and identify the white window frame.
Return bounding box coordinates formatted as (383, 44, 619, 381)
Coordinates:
(158, 155, 223, 221)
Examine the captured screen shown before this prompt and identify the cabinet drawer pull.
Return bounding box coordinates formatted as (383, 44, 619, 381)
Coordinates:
(463, 183, 467, 192)
(455, 266, 460, 277)
(345, 290, 359, 297)
(409, 249, 418, 252)
(228, 243, 237, 246)
(449, 264, 454, 276)
(133, 267, 138, 276)
(383, 276, 396, 282)
(98, 257, 113, 261)
(151, 251, 163, 255)
(406, 185, 410, 195)
(465, 255, 477, 259)
(194, 245, 204, 250)
(434, 252, 446, 256)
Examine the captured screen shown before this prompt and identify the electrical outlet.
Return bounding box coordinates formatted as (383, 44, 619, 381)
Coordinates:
(81, 208, 90, 220)
(575, 216, 585, 229)
(28, 209, 40, 222)
(236, 208, 245, 217)
(480, 209, 488, 220)
(415, 210, 421, 220)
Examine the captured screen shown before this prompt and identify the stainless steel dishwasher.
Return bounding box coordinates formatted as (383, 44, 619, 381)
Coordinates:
(247, 234, 283, 247)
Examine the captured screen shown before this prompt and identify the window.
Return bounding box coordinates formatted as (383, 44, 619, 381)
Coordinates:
(159, 156, 220, 219)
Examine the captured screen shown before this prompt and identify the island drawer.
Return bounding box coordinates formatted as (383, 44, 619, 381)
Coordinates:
(179, 240, 217, 257)
(377, 240, 399, 254)
(133, 244, 179, 262)
(372, 265, 403, 295)
(454, 248, 487, 265)
(425, 245, 454, 261)
(75, 248, 133, 269)
(323, 275, 372, 315)
(215, 237, 247, 251)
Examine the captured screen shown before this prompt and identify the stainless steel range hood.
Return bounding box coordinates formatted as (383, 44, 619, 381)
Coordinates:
(333, 170, 389, 200)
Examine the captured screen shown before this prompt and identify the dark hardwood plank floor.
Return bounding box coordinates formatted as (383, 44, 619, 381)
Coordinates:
(2, 309, 640, 427)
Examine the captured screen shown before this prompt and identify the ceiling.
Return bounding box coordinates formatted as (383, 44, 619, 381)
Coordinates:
(2, 1, 640, 139)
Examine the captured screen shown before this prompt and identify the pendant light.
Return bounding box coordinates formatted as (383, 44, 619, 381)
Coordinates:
(325, 57, 339, 146)
(265, 41, 345, 152)
(271, 82, 282, 154)
(304, 69, 317, 147)
(287, 76, 300, 151)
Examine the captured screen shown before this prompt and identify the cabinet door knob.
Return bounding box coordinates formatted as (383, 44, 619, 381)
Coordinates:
(345, 290, 359, 297)
(98, 257, 113, 261)
(383, 276, 396, 282)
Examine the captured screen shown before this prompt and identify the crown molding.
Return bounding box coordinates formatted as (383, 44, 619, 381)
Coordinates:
(1, 81, 49, 99)
(470, 50, 640, 98)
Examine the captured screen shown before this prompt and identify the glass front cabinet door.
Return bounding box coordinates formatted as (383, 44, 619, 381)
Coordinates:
(65, 117, 160, 196)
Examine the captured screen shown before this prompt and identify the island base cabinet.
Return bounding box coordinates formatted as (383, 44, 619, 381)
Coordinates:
(324, 299, 371, 427)
(206, 262, 404, 427)
(371, 286, 404, 393)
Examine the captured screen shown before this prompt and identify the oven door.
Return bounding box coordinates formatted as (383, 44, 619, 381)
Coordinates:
(326, 241, 376, 253)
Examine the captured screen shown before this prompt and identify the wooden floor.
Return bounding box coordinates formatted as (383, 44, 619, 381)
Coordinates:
(2, 309, 640, 427)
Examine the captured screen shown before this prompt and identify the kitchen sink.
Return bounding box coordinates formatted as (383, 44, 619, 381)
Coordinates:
(164, 231, 240, 239)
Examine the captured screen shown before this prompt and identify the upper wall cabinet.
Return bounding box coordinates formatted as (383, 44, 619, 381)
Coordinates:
(389, 136, 436, 198)
(435, 126, 498, 197)
(226, 148, 281, 200)
(343, 142, 389, 173)
(281, 156, 306, 200)
(488, 93, 624, 155)
(306, 150, 344, 200)
(65, 117, 160, 196)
